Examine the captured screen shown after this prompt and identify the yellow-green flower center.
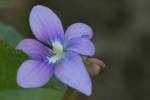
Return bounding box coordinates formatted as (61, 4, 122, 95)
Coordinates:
(47, 41, 64, 63)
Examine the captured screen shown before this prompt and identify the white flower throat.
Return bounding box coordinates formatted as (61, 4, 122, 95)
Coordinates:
(47, 41, 64, 63)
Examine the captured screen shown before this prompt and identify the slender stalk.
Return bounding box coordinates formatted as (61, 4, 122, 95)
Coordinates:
(63, 89, 80, 100)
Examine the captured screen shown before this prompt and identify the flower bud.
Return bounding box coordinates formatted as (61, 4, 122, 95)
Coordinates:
(85, 57, 105, 77)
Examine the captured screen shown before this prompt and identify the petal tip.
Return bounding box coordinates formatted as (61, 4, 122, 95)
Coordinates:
(16, 64, 31, 88)
(32, 5, 46, 10)
(17, 74, 29, 88)
(82, 81, 92, 96)
(90, 46, 96, 56)
(16, 39, 29, 50)
(30, 5, 48, 18)
(85, 90, 92, 96)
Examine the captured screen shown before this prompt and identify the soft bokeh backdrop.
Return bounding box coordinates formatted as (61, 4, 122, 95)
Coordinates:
(0, 0, 150, 100)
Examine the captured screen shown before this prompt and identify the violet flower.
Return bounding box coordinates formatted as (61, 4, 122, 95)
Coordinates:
(16, 5, 95, 96)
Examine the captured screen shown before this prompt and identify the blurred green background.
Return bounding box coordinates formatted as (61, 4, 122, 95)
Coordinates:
(0, 0, 150, 100)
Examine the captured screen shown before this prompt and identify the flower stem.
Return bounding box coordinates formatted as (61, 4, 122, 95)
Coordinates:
(63, 89, 80, 100)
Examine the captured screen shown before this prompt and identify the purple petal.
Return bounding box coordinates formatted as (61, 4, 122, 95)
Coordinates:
(54, 51, 92, 96)
(29, 5, 64, 44)
(17, 60, 54, 88)
(65, 38, 95, 56)
(65, 23, 93, 40)
(16, 39, 53, 60)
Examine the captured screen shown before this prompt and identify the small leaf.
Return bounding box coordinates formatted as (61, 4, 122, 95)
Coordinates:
(0, 89, 64, 100)
(0, 42, 27, 90)
(0, 23, 23, 47)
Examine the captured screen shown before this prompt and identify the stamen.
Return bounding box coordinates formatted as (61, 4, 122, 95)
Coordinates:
(47, 41, 64, 63)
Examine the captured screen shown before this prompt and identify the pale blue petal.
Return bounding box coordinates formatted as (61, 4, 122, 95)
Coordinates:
(17, 60, 54, 88)
(29, 5, 64, 44)
(16, 39, 53, 60)
(54, 51, 92, 96)
(65, 38, 95, 56)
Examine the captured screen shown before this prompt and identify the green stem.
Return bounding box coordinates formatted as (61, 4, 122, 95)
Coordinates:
(63, 89, 80, 100)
